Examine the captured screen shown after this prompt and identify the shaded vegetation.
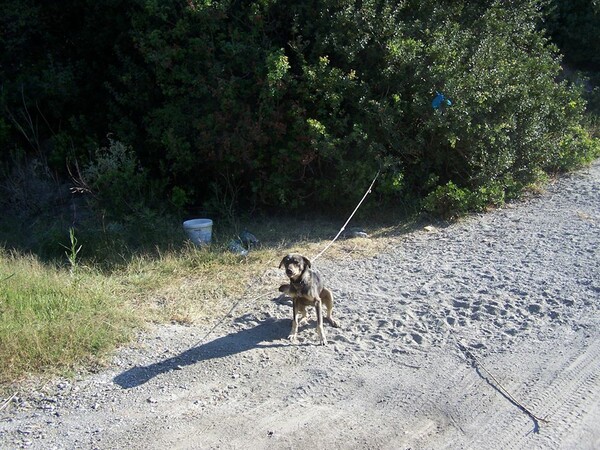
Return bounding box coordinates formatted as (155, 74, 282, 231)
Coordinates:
(1, 0, 599, 234)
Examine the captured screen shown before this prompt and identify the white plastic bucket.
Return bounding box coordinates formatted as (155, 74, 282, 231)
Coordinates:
(183, 219, 213, 246)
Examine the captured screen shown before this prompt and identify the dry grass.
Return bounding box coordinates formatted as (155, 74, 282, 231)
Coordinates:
(0, 214, 418, 389)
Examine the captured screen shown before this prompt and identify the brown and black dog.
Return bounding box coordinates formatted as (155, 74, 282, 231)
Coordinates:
(278, 253, 338, 345)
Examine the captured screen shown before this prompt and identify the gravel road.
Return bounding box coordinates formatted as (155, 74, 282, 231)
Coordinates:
(1, 161, 599, 449)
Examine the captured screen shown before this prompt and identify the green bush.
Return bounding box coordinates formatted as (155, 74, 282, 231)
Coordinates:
(82, 139, 150, 220)
(107, 0, 597, 214)
(423, 181, 473, 220)
(423, 178, 508, 220)
(552, 124, 600, 171)
(1, 0, 598, 221)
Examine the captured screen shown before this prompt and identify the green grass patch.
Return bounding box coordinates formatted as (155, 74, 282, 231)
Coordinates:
(0, 250, 135, 385)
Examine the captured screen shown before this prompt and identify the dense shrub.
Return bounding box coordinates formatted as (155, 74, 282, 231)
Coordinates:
(1, 0, 599, 222)
(81, 139, 149, 220)
(107, 0, 598, 213)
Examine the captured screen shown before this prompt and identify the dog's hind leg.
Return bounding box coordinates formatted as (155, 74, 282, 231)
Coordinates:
(320, 288, 339, 328)
(314, 298, 327, 345)
(297, 303, 308, 324)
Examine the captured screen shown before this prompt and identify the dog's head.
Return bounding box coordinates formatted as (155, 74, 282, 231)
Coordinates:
(279, 253, 311, 281)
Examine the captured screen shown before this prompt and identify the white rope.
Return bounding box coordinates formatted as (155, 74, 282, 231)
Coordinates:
(311, 170, 380, 262)
(190, 169, 380, 348)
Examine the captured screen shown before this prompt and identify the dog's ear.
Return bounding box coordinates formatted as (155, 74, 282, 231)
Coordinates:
(302, 256, 312, 269)
(279, 256, 287, 269)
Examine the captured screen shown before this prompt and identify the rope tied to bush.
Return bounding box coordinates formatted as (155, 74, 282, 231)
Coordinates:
(311, 169, 380, 262)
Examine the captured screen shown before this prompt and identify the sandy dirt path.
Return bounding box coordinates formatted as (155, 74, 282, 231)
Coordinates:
(1, 161, 599, 449)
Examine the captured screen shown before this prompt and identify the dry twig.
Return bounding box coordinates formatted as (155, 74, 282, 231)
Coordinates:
(1, 273, 15, 283)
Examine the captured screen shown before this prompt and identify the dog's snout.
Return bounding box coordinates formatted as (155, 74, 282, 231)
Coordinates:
(286, 268, 293, 276)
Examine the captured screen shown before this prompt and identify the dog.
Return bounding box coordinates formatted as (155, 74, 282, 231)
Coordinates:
(278, 253, 338, 345)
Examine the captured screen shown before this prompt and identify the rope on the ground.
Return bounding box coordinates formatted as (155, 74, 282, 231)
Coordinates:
(456, 340, 549, 428)
(192, 292, 273, 348)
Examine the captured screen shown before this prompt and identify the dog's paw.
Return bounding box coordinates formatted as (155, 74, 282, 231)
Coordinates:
(288, 334, 298, 344)
(327, 318, 340, 328)
(317, 330, 328, 346)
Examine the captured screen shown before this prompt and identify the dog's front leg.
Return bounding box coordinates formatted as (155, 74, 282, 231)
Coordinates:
(289, 299, 300, 343)
(314, 298, 327, 345)
(278, 284, 291, 294)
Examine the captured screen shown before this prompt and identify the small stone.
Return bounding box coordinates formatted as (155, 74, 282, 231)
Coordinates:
(342, 227, 369, 239)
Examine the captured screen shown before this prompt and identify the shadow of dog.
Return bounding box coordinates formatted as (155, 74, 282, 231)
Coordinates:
(114, 318, 289, 389)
